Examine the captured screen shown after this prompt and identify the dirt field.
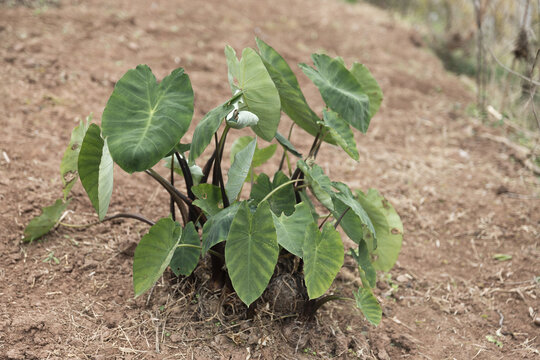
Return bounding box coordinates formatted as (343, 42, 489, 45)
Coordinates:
(1, 0, 539, 359)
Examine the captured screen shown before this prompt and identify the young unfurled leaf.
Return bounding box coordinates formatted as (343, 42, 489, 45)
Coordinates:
(164, 155, 203, 185)
(251, 171, 295, 216)
(225, 46, 281, 141)
(23, 199, 69, 243)
(230, 136, 278, 180)
(303, 223, 344, 299)
(299, 54, 370, 133)
(192, 183, 223, 217)
(189, 100, 235, 164)
(356, 189, 403, 272)
(297, 160, 334, 211)
(321, 109, 359, 161)
(225, 201, 279, 306)
(60, 116, 90, 199)
(272, 202, 314, 258)
(201, 202, 241, 254)
(170, 222, 200, 277)
(133, 218, 182, 297)
(78, 124, 114, 221)
(102, 65, 194, 173)
(354, 287, 382, 326)
(226, 137, 257, 200)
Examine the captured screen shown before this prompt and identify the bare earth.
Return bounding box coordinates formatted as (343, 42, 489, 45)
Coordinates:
(1, 0, 539, 359)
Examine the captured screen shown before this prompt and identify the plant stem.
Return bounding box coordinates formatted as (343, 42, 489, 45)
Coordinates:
(200, 151, 216, 184)
(318, 213, 332, 229)
(170, 156, 176, 221)
(334, 207, 351, 229)
(176, 243, 224, 260)
(258, 179, 304, 204)
(175, 152, 195, 200)
(59, 212, 156, 228)
(279, 122, 295, 171)
(213, 130, 230, 208)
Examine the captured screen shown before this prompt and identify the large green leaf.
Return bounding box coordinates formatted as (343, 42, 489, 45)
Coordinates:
(275, 132, 302, 158)
(251, 171, 295, 216)
(78, 124, 114, 221)
(351, 241, 376, 289)
(225, 46, 281, 141)
(272, 202, 314, 257)
(303, 223, 344, 299)
(255, 38, 321, 139)
(297, 160, 334, 211)
(225, 201, 278, 306)
(357, 189, 403, 272)
(192, 183, 222, 217)
(354, 287, 382, 326)
(189, 101, 234, 164)
(299, 54, 370, 133)
(201, 202, 241, 254)
(133, 218, 182, 297)
(23, 199, 69, 242)
(170, 222, 200, 277)
(321, 109, 358, 161)
(102, 65, 194, 173)
(60, 116, 90, 199)
(350, 63, 383, 119)
(226, 137, 257, 201)
(332, 182, 376, 248)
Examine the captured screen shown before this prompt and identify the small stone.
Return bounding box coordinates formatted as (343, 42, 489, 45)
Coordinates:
(534, 317, 540, 327)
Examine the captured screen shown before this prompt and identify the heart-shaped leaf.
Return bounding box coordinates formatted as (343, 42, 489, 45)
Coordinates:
(23, 199, 69, 243)
(225, 46, 281, 141)
(60, 116, 90, 199)
(102, 65, 194, 173)
(272, 202, 314, 258)
(192, 183, 222, 217)
(78, 124, 114, 221)
(225, 201, 278, 306)
(303, 223, 344, 299)
(357, 189, 403, 272)
(350, 63, 383, 119)
(354, 287, 382, 326)
(201, 202, 241, 254)
(300, 54, 370, 133)
(170, 222, 200, 277)
(133, 217, 182, 297)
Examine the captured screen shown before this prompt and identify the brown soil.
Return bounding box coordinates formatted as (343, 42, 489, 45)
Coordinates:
(1, 0, 539, 359)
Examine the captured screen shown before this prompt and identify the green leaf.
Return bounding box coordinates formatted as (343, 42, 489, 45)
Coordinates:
(192, 183, 222, 217)
(133, 218, 182, 297)
(255, 38, 322, 139)
(332, 182, 376, 248)
(299, 190, 319, 221)
(165, 142, 191, 157)
(102, 65, 194, 173)
(23, 199, 69, 242)
(251, 171, 295, 216)
(164, 155, 203, 184)
(170, 222, 200, 276)
(225, 46, 281, 141)
(226, 137, 257, 200)
(78, 124, 114, 221)
(299, 54, 370, 133)
(303, 223, 344, 299)
(230, 136, 277, 179)
(60, 116, 90, 199)
(201, 202, 241, 254)
(272, 202, 314, 257)
(297, 160, 334, 211)
(275, 132, 302, 157)
(225, 201, 279, 306)
(354, 287, 382, 326)
(350, 63, 383, 119)
(357, 189, 403, 272)
(189, 101, 234, 164)
(351, 241, 376, 289)
(321, 109, 358, 161)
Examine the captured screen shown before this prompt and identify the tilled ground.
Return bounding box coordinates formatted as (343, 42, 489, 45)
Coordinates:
(0, 0, 539, 359)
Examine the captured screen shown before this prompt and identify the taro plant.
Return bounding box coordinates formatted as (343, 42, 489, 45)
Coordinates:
(24, 38, 403, 325)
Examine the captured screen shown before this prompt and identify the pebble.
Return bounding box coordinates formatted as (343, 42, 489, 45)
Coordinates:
(534, 317, 540, 327)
